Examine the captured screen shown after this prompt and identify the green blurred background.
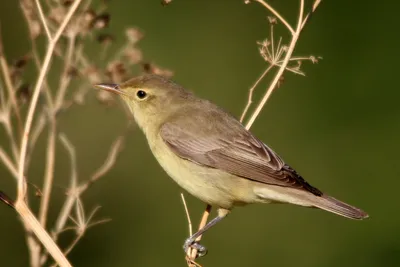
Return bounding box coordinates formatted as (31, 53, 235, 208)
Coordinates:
(1, 0, 399, 266)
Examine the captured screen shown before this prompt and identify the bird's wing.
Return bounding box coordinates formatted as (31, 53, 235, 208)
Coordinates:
(160, 118, 322, 196)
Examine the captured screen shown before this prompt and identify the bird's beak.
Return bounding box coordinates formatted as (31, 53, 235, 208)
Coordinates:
(94, 83, 121, 94)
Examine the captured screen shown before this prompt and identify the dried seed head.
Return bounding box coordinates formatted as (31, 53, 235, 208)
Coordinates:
(49, 6, 67, 25)
(20, 0, 42, 38)
(30, 20, 42, 39)
(17, 83, 31, 104)
(267, 16, 277, 24)
(295, 60, 302, 70)
(97, 33, 114, 45)
(63, 0, 74, 7)
(142, 62, 173, 78)
(91, 13, 110, 29)
(84, 65, 102, 84)
(161, 0, 173, 6)
(12, 55, 30, 70)
(309, 56, 322, 64)
(125, 27, 143, 44)
(82, 9, 96, 29)
(106, 61, 127, 83)
(67, 66, 79, 78)
(123, 47, 142, 65)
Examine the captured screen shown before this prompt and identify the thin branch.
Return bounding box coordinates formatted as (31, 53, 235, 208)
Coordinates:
(187, 204, 211, 264)
(301, 0, 322, 29)
(240, 65, 273, 122)
(245, 0, 313, 130)
(0, 146, 18, 178)
(59, 233, 83, 259)
(38, 121, 56, 227)
(254, 0, 295, 35)
(0, 25, 23, 135)
(20, 4, 54, 107)
(17, 0, 82, 198)
(55, 34, 76, 109)
(15, 1, 83, 267)
(26, 111, 47, 168)
(35, 0, 52, 41)
(1, 112, 20, 163)
(39, 19, 77, 236)
(50, 134, 122, 253)
(52, 133, 78, 241)
(181, 193, 193, 237)
(80, 136, 124, 193)
(14, 201, 72, 267)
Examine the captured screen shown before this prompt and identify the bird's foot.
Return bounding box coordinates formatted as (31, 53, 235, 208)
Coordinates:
(183, 238, 208, 258)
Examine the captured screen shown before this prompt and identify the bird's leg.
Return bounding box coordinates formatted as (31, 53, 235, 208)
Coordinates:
(183, 208, 229, 258)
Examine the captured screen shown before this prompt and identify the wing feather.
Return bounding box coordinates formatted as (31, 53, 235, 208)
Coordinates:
(160, 115, 321, 196)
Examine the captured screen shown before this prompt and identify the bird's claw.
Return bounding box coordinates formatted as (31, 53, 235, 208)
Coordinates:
(183, 238, 208, 258)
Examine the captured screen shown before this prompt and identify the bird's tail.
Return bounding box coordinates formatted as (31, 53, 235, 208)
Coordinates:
(313, 195, 369, 220)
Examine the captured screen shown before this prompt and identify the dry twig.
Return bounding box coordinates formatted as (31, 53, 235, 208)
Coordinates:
(1, 0, 159, 266)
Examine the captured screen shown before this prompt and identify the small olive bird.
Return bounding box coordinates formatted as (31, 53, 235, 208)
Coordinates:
(95, 74, 368, 256)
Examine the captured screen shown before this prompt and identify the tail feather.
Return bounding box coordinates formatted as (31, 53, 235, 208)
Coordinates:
(313, 195, 369, 220)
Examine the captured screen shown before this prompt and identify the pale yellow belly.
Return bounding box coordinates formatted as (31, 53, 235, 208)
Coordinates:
(149, 136, 258, 209)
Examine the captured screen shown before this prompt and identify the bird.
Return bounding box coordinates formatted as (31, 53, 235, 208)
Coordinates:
(94, 74, 368, 257)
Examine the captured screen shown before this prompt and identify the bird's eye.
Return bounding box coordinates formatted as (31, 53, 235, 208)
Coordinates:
(136, 90, 147, 99)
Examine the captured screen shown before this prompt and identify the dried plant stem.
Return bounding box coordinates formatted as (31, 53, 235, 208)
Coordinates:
(38, 121, 56, 227)
(188, 204, 211, 262)
(0, 146, 18, 178)
(0, 28, 23, 135)
(14, 201, 72, 267)
(40, 134, 123, 265)
(51, 133, 78, 242)
(55, 34, 76, 109)
(254, 0, 295, 35)
(17, 0, 82, 198)
(35, 0, 52, 40)
(245, 0, 310, 130)
(2, 115, 20, 163)
(41, 134, 123, 265)
(181, 193, 193, 238)
(15, 1, 83, 267)
(240, 65, 273, 122)
(39, 30, 77, 234)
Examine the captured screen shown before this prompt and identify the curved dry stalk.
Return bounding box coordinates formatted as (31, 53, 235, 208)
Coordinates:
(17, 0, 82, 200)
(80, 136, 124, 192)
(245, 0, 315, 130)
(14, 1, 83, 267)
(51, 133, 78, 241)
(0, 146, 18, 178)
(49, 134, 122, 242)
(14, 201, 71, 267)
(39, 26, 77, 236)
(189, 205, 211, 263)
(34, 0, 52, 40)
(38, 122, 56, 228)
(254, 0, 295, 35)
(240, 65, 273, 122)
(0, 26, 23, 135)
